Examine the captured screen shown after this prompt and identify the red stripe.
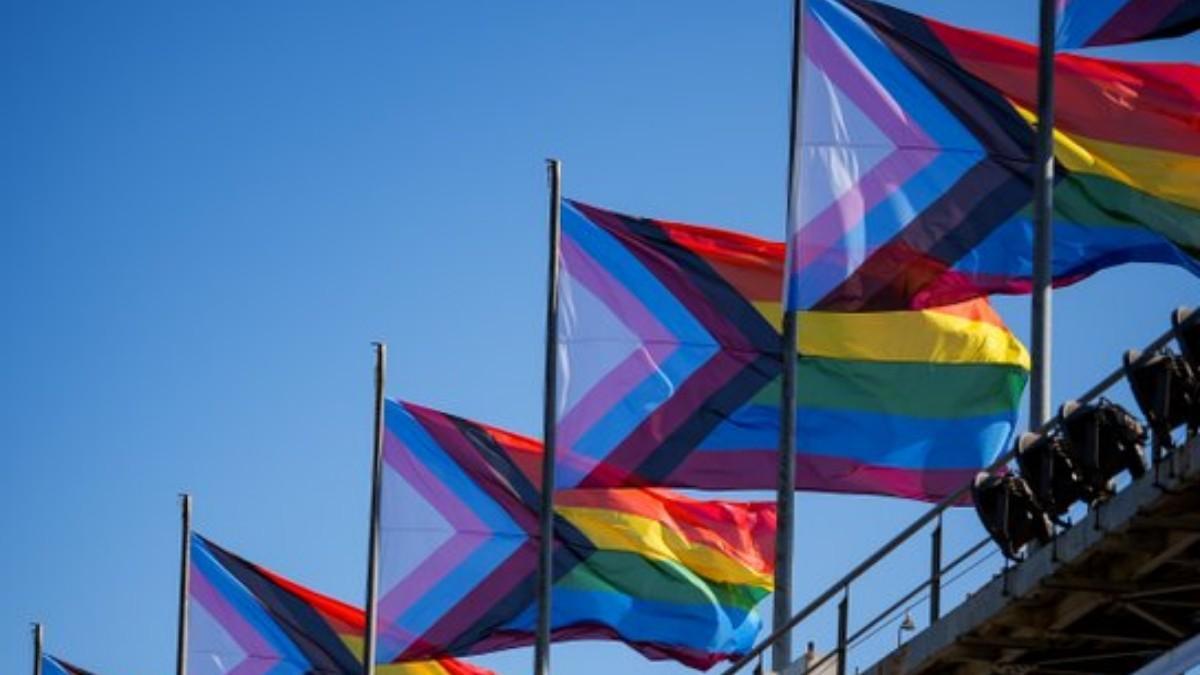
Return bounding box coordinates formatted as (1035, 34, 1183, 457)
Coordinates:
(926, 16, 1200, 156)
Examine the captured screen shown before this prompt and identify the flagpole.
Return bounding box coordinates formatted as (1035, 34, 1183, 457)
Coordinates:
(175, 493, 191, 675)
(1030, 0, 1057, 428)
(534, 158, 562, 675)
(32, 623, 43, 675)
(775, 0, 805, 669)
(364, 342, 387, 675)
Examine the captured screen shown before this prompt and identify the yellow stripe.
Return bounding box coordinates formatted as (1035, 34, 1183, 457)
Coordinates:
(1014, 105, 1200, 212)
(1056, 132, 1200, 213)
(379, 663, 450, 675)
(556, 505, 774, 590)
(753, 302, 1031, 368)
(339, 635, 452, 675)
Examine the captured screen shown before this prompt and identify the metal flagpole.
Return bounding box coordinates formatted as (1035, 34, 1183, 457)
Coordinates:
(1030, 0, 1057, 428)
(175, 493, 191, 675)
(32, 623, 43, 675)
(534, 158, 562, 675)
(363, 342, 387, 675)
(775, 0, 805, 669)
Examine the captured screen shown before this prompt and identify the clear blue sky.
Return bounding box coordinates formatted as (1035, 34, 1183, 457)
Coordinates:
(2, 1, 1197, 674)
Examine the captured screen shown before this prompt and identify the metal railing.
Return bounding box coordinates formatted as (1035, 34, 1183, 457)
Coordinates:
(723, 307, 1198, 675)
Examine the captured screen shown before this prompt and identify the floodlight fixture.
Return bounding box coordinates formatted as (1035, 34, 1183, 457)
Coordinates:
(1014, 431, 1085, 523)
(1124, 349, 1200, 451)
(971, 472, 1053, 561)
(1173, 307, 1200, 370)
(1058, 399, 1147, 501)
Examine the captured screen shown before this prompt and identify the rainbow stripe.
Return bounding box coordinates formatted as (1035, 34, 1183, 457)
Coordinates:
(1058, 0, 1200, 48)
(926, 9, 1200, 301)
(376, 400, 775, 670)
(786, 0, 1199, 312)
(42, 655, 96, 675)
(188, 534, 491, 675)
(559, 200, 1028, 501)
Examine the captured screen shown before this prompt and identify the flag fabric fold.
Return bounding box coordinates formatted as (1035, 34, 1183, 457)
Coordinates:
(558, 199, 1029, 501)
(375, 400, 775, 670)
(42, 655, 97, 675)
(187, 533, 491, 675)
(786, 0, 1200, 313)
(1058, 0, 1200, 49)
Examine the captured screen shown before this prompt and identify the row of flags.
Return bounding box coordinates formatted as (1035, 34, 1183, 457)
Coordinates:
(787, 0, 1199, 314)
(33, 0, 1197, 673)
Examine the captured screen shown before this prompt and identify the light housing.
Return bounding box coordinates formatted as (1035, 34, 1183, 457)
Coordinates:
(1058, 399, 1147, 501)
(972, 472, 1053, 561)
(1124, 349, 1200, 450)
(1173, 307, 1200, 369)
(1015, 431, 1085, 523)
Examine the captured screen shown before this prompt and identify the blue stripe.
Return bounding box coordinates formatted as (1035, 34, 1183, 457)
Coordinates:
(698, 403, 1015, 470)
(42, 657, 71, 675)
(501, 588, 761, 657)
(190, 537, 312, 672)
(385, 402, 524, 535)
(559, 203, 719, 487)
(562, 345, 719, 485)
(952, 216, 1200, 280)
(381, 402, 527, 652)
(1057, 0, 1130, 48)
(792, 0, 983, 309)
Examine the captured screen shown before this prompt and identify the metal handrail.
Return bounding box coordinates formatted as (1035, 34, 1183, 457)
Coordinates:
(722, 309, 1196, 675)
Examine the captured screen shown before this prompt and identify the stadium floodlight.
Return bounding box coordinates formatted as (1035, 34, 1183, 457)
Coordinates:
(1059, 399, 1147, 501)
(1124, 349, 1200, 451)
(971, 472, 1053, 561)
(1015, 431, 1085, 523)
(1173, 307, 1200, 370)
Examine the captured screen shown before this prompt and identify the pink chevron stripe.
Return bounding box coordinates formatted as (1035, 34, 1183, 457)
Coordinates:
(561, 231, 677, 346)
(792, 13, 939, 274)
(578, 350, 753, 487)
(377, 532, 489, 653)
(383, 427, 485, 534)
(558, 342, 676, 465)
(190, 563, 281, 675)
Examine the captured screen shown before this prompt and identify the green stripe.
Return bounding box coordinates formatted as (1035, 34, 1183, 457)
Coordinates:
(556, 550, 770, 611)
(1037, 173, 1200, 252)
(747, 359, 1028, 419)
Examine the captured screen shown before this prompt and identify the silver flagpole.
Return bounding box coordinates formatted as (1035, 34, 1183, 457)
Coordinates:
(534, 158, 562, 675)
(32, 623, 43, 675)
(775, 0, 806, 669)
(1030, 0, 1057, 428)
(175, 493, 191, 675)
(364, 342, 387, 675)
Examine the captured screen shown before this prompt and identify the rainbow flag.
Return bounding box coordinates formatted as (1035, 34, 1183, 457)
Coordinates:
(42, 655, 96, 675)
(786, 0, 1199, 313)
(559, 200, 1029, 501)
(1058, 0, 1200, 48)
(376, 400, 775, 670)
(188, 534, 491, 675)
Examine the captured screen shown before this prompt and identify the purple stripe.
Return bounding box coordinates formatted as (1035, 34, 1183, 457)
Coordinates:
(578, 350, 750, 486)
(561, 232, 675, 345)
(672, 450, 978, 504)
(558, 342, 677, 459)
(400, 544, 539, 661)
(576, 206, 757, 353)
(383, 428, 485, 534)
(411, 409, 540, 534)
(377, 532, 489, 653)
(792, 13, 937, 273)
(189, 563, 280, 675)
